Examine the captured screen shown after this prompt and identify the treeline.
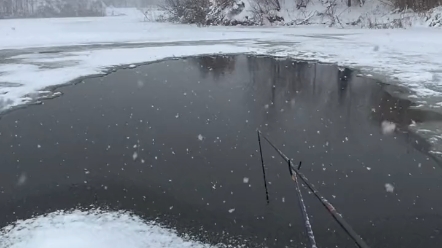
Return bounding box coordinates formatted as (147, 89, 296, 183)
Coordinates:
(163, 0, 442, 26)
(102, 0, 160, 7)
(0, 0, 106, 18)
(392, 0, 442, 11)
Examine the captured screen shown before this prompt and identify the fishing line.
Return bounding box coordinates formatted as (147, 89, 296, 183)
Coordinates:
(289, 160, 318, 248)
(257, 130, 370, 248)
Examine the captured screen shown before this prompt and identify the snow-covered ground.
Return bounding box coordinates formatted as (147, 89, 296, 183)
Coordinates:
(0, 209, 218, 248)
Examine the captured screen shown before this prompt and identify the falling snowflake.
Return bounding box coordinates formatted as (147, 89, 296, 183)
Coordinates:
(198, 134, 204, 141)
(243, 177, 249, 183)
(366, 167, 372, 171)
(17, 173, 27, 186)
(385, 183, 394, 193)
(228, 208, 235, 213)
(37, 144, 41, 148)
(381, 121, 396, 135)
(132, 152, 138, 160)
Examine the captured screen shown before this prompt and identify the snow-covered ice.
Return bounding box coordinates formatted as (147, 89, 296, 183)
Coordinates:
(0, 209, 217, 248)
(1, 12, 442, 153)
(0, 16, 441, 110)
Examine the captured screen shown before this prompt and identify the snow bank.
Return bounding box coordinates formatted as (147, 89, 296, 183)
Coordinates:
(0, 209, 217, 248)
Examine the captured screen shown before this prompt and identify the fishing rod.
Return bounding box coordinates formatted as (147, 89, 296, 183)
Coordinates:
(289, 159, 318, 248)
(257, 130, 370, 248)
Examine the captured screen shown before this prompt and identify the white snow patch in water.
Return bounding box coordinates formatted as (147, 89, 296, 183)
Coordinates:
(0, 209, 217, 248)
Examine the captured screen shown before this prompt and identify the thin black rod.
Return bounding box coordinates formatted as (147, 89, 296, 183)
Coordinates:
(290, 160, 317, 248)
(257, 130, 270, 204)
(258, 131, 370, 248)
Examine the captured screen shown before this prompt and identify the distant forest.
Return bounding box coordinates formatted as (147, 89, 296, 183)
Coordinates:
(0, 0, 106, 18)
(0, 0, 162, 18)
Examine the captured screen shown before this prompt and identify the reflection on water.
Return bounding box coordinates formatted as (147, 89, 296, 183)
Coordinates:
(194, 56, 236, 80)
(1, 55, 442, 248)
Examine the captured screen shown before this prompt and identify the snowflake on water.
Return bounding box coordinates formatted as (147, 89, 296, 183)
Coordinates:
(385, 183, 394, 193)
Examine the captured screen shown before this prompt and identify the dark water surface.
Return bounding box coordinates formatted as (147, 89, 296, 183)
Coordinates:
(1, 55, 442, 248)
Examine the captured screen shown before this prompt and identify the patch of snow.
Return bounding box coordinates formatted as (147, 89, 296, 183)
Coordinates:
(0, 209, 217, 248)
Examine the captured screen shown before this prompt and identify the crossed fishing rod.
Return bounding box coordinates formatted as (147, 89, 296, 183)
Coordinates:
(257, 130, 370, 248)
